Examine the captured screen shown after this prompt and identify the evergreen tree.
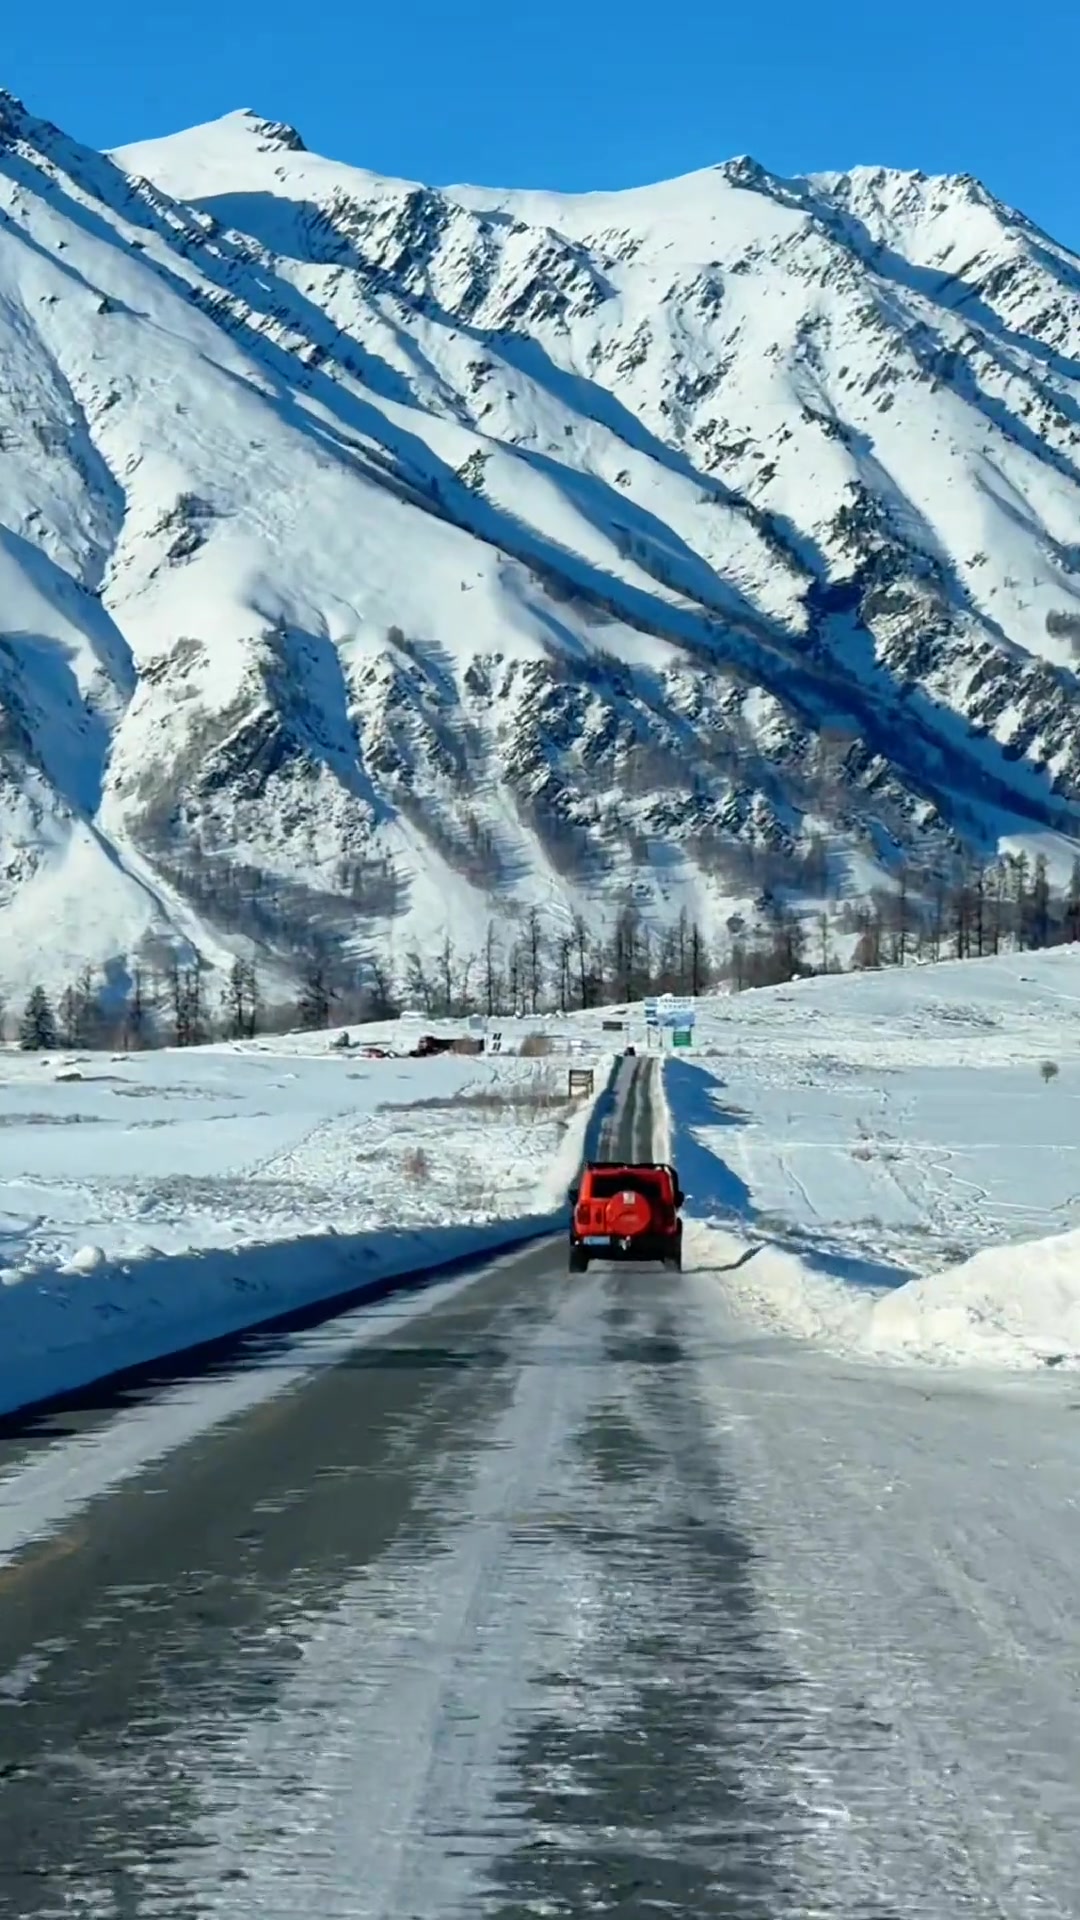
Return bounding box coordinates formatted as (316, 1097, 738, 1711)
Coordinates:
(297, 946, 333, 1029)
(19, 985, 57, 1051)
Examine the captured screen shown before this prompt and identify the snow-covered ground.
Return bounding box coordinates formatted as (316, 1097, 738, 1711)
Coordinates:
(0, 1031, 610, 1416)
(6, 938, 1080, 1423)
(0, 1038, 596, 1275)
(658, 946, 1080, 1368)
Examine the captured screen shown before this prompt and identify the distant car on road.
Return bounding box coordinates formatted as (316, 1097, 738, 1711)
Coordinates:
(567, 1161, 684, 1271)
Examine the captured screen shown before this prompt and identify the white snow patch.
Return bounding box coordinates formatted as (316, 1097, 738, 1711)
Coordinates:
(58, 1244, 107, 1275)
(0, 1036, 610, 1419)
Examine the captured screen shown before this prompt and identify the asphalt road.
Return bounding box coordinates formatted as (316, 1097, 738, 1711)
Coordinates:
(1, 1057, 1078, 1918)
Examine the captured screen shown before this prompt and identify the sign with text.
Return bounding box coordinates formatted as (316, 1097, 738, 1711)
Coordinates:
(644, 994, 696, 1030)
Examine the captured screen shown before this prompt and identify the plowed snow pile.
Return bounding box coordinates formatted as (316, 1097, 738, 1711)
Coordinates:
(684, 1220, 1080, 1369)
(863, 1229, 1080, 1368)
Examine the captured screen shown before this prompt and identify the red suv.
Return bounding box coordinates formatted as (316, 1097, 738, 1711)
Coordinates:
(567, 1161, 684, 1271)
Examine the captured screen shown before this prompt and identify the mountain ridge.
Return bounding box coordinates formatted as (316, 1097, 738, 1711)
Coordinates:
(2, 87, 1080, 1003)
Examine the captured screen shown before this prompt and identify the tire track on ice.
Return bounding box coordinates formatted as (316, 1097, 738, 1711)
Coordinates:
(686, 1270, 1080, 1917)
(139, 1272, 615, 1920)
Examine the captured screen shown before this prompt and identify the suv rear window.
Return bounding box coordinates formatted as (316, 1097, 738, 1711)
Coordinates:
(586, 1172, 664, 1199)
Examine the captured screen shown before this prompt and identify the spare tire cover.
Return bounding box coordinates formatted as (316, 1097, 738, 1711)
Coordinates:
(605, 1189, 653, 1236)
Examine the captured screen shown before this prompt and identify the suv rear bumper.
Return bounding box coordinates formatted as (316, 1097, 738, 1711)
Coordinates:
(569, 1233, 680, 1262)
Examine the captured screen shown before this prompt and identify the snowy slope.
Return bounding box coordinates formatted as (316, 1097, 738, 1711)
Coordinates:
(655, 944, 1080, 1365)
(5, 89, 1080, 996)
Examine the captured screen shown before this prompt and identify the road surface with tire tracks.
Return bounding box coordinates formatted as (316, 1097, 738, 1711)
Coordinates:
(0, 1057, 1079, 1917)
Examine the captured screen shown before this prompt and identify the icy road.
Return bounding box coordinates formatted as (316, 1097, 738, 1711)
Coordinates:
(0, 1062, 1078, 1918)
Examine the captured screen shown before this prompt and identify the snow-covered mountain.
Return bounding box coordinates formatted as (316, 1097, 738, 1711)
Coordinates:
(3, 87, 1080, 998)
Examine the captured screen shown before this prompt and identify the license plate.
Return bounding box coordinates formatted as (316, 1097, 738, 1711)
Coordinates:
(583, 1235, 610, 1245)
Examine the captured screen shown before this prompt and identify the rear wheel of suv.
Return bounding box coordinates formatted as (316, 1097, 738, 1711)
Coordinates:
(569, 1246, 589, 1272)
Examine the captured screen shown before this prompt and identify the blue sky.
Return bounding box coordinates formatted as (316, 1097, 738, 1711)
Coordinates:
(6, 0, 1080, 245)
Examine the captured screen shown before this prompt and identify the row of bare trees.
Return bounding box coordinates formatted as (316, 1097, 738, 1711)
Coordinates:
(845, 850, 1079, 971)
(8, 850, 1080, 1050)
(397, 904, 713, 1019)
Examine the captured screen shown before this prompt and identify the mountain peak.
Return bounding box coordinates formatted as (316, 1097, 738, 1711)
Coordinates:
(717, 155, 771, 188)
(230, 109, 307, 153)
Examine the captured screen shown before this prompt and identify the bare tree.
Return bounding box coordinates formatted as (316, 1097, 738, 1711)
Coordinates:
(1010, 852, 1030, 951)
(987, 861, 1009, 956)
(689, 920, 708, 995)
(437, 934, 455, 1017)
(123, 965, 149, 1049)
(222, 958, 260, 1039)
(766, 904, 806, 983)
(674, 907, 690, 992)
(972, 862, 987, 959)
(57, 984, 80, 1049)
(364, 956, 397, 1021)
(457, 948, 477, 1015)
(403, 948, 433, 1014)
(481, 921, 503, 1018)
(951, 869, 973, 960)
(728, 939, 749, 992)
(1030, 853, 1052, 950)
(925, 869, 948, 962)
(507, 937, 524, 1015)
(610, 903, 647, 1002)
(170, 956, 207, 1047)
(555, 930, 573, 1011)
(56, 966, 100, 1049)
(523, 908, 545, 1015)
(571, 913, 593, 1009)
(893, 866, 912, 966)
(1065, 858, 1080, 945)
(852, 905, 884, 970)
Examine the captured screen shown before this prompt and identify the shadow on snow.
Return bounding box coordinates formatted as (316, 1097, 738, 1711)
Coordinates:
(666, 1058, 909, 1293)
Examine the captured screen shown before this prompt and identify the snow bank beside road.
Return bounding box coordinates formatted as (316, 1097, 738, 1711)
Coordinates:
(0, 1046, 601, 1279)
(687, 1218, 1080, 1372)
(0, 1212, 567, 1420)
(0, 1043, 615, 1418)
(864, 1229, 1080, 1369)
(685, 1224, 877, 1351)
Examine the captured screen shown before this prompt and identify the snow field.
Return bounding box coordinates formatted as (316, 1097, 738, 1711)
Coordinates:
(658, 946, 1080, 1368)
(0, 1035, 614, 1418)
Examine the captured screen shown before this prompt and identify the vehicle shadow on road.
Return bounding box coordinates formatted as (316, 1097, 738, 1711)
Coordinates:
(708, 1245, 761, 1274)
